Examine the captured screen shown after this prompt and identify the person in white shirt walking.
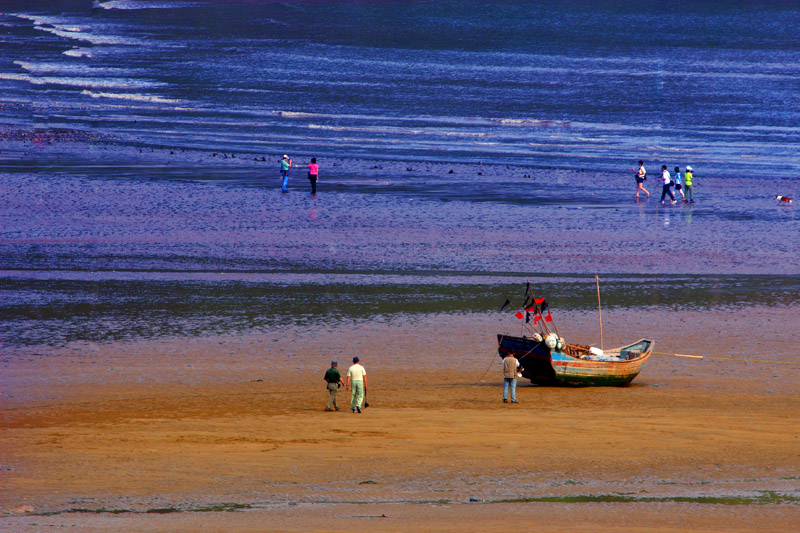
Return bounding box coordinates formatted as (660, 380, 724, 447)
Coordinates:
(659, 164, 676, 205)
(346, 356, 368, 413)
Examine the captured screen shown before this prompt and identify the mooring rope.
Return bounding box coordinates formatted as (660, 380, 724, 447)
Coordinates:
(654, 351, 800, 366)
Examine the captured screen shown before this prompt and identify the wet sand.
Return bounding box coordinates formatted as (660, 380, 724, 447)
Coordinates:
(2, 311, 799, 531)
(2, 140, 799, 530)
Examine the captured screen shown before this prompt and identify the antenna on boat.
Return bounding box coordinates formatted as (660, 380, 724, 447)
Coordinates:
(595, 274, 604, 350)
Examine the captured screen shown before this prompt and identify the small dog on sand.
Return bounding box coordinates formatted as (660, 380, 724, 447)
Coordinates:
(776, 195, 792, 205)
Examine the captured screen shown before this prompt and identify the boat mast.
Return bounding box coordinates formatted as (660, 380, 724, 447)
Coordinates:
(595, 275, 604, 350)
(525, 283, 558, 338)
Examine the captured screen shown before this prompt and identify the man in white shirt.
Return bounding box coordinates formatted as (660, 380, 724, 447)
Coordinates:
(660, 164, 676, 205)
(346, 356, 368, 413)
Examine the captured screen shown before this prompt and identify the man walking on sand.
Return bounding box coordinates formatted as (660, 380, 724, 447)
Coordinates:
(502, 352, 521, 403)
(346, 356, 367, 413)
(324, 360, 344, 411)
(280, 154, 292, 193)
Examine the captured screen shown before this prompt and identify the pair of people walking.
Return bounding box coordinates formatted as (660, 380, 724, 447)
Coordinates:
(324, 357, 367, 413)
(279, 155, 319, 194)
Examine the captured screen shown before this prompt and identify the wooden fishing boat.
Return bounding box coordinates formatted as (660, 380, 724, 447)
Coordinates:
(497, 335, 652, 386)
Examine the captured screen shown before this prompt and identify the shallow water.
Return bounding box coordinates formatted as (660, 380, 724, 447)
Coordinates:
(1, 1, 799, 353)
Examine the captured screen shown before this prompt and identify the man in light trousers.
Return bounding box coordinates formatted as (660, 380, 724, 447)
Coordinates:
(502, 353, 521, 403)
(346, 356, 367, 413)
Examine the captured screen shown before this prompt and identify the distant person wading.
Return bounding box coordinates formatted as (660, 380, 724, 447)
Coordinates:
(280, 154, 292, 193)
(660, 165, 676, 205)
(684, 166, 695, 203)
(673, 166, 686, 203)
(634, 161, 649, 199)
(307, 157, 319, 195)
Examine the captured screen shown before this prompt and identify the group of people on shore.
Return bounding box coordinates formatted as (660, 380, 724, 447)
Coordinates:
(280, 154, 319, 194)
(279, 155, 699, 204)
(323, 358, 367, 413)
(324, 354, 520, 411)
(635, 161, 696, 204)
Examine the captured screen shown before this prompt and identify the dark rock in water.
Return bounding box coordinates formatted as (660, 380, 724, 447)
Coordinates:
(448, 169, 454, 174)
(478, 172, 483, 175)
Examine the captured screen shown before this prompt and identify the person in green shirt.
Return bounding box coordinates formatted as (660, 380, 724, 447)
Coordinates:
(684, 166, 695, 203)
(324, 361, 344, 411)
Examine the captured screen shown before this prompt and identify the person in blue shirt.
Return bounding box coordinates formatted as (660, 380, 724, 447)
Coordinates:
(673, 166, 686, 203)
(280, 154, 292, 193)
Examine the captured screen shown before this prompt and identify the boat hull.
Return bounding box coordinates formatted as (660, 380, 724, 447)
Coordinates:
(497, 335, 652, 386)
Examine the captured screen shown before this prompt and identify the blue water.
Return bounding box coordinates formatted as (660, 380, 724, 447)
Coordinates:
(1, 0, 799, 176)
(1, 1, 799, 349)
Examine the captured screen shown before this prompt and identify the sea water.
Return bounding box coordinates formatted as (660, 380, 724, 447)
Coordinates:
(1, 1, 798, 349)
(1, 0, 799, 174)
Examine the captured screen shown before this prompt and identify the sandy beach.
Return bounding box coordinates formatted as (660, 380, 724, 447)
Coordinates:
(3, 2, 800, 529)
(2, 310, 799, 531)
(1, 155, 798, 530)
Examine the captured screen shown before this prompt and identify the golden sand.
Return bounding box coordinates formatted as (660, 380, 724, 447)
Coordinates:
(2, 313, 799, 531)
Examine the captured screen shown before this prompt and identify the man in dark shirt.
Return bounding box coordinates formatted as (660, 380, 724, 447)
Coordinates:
(324, 361, 344, 411)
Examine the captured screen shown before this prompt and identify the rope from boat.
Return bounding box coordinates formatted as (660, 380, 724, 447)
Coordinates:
(515, 341, 543, 365)
(653, 351, 800, 365)
(473, 351, 500, 385)
(474, 339, 544, 385)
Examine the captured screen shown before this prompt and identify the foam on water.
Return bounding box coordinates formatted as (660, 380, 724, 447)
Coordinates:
(14, 60, 135, 77)
(15, 13, 144, 46)
(81, 90, 184, 105)
(0, 72, 163, 90)
(62, 47, 94, 58)
(97, 0, 203, 10)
